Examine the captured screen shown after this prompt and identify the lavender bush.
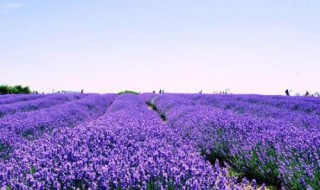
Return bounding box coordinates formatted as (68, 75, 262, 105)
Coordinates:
(0, 95, 255, 189)
(0, 94, 116, 161)
(0, 94, 46, 106)
(143, 93, 320, 189)
(0, 94, 88, 118)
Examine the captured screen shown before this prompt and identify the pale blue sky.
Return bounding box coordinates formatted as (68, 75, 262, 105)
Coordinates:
(0, 1, 319, 94)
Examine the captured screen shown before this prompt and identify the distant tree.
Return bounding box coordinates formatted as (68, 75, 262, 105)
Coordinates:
(15, 85, 23, 93)
(19, 86, 30, 94)
(118, 90, 139, 95)
(0, 85, 31, 95)
(0, 85, 9, 94)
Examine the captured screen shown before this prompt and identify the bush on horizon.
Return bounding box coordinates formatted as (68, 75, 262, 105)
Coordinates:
(117, 90, 140, 95)
(0, 85, 31, 95)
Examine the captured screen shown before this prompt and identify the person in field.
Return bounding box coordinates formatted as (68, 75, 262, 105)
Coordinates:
(285, 89, 290, 96)
(305, 91, 310, 96)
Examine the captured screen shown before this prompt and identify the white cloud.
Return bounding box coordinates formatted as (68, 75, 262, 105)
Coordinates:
(1, 3, 24, 14)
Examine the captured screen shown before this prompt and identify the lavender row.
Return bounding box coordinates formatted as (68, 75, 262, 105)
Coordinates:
(177, 94, 320, 131)
(0, 94, 33, 100)
(0, 95, 258, 189)
(0, 94, 88, 118)
(144, 94, 320, 189)
(0, 94, 116, 136)
(0, 94, 14, 99)
(143, 94, 320, 130)
(0, 94, 116, 160)
(146, 93, 320, 116)
(227, 94, 320, 116)
(246, 94, 320, 105)
(0, 94, 46, 106)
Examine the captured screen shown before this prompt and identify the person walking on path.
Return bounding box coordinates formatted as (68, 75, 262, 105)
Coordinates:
(285, 89, 290, 96)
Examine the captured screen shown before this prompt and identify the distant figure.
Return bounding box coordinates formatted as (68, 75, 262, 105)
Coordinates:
(285, 89, 290, 96)
(162, 90, 164, 94)
(305, 91, 310, 96)
(152, 91, 155, 94)
(159, 89, 162, 94)
(81, 89, 84, 94)
(199, 90, 202, 94)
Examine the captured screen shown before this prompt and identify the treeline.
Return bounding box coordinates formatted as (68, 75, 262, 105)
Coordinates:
(118, 90, 139, 95)
(0, 85, 31, 95)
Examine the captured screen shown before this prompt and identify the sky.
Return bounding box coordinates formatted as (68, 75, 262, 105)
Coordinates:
(0, 0, 319, 95)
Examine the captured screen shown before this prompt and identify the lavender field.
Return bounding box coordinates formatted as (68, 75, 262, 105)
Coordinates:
(0, 93, 319, 189)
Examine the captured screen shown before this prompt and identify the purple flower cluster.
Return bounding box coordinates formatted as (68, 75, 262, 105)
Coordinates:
(142, 93, 320, 189)
(229, 94, 320, 116)
(0, 95, 253, 189)
(0, 94, 116, 161)
(192, 95, 320, 131)
(0, 94, 46, 106)
(0, 94, 88, 118)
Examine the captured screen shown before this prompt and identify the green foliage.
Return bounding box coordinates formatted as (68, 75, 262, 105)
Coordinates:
(146, 102, 167, 122)
(0, 85, 31, 94)
(0, 142, 12, 159)
(30, 166, 36, 175)
(117, 90, 140, 95)
(281, 150, 320, 190)
(227, 167, 244, 178)
(0, 143, 6, 152)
